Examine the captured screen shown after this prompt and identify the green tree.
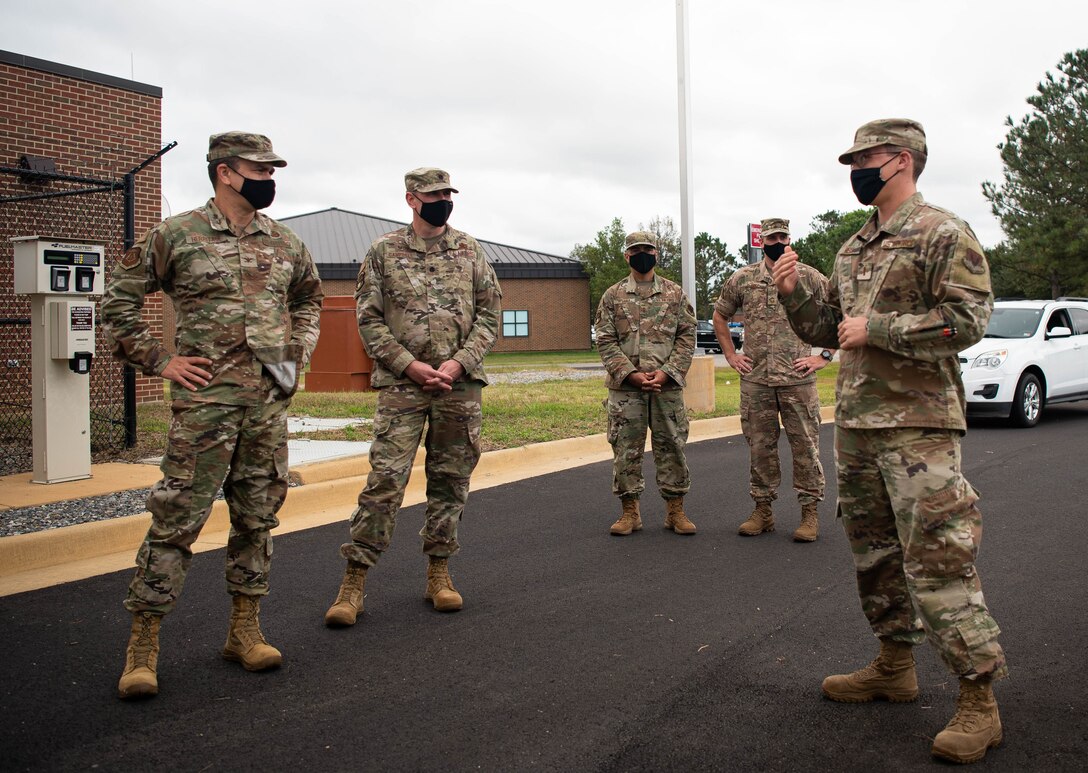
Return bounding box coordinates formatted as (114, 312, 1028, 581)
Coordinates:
(572, 216, 740, 318)
(571, 217, 628, 314)
(791, 209, 872, 276)
(982, 49, 1088, 298)
(694, 232, 743, 318)
(986, 241, 1053, 299)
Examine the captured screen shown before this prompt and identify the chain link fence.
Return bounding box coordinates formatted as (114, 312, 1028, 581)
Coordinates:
(0, 167, 129, 475)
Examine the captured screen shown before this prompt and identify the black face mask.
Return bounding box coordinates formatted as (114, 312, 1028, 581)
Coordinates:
(231, 170, 276, 210)
(417, 198, 454, 227)
(763, 242, 787, 261)
(629, 251, 657, 274)
(850, 154, 900, 206)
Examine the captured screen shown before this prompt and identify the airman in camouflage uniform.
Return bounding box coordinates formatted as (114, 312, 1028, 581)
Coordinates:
(713, 218, 831, 542)
(102, 132, 323, 699)
(596, 231, 697, 536)
(773, 119, 1006, 764)
(325, 167, 501, 626)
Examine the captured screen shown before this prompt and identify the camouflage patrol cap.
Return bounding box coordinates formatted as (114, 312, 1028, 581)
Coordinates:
(838, 118, 928, 165)
(207, 132, 286, 167)
(405, 167, 459, 193)
(760, 218, 789, 237)
(625, 231, 657, 251)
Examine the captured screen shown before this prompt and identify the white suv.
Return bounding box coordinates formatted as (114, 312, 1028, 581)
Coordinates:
(959, 298, 1088, 427)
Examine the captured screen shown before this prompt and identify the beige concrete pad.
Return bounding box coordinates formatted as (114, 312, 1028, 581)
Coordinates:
(0, 463, 162, 509)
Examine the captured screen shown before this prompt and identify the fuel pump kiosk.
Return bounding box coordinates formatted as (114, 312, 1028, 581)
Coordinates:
(13, 236, 104, 483)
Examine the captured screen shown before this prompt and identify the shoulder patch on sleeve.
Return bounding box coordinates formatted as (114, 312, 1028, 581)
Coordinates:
(963, 247, 986, 275)
(947, 238, 991, 293)
(119, 246, 143, 270)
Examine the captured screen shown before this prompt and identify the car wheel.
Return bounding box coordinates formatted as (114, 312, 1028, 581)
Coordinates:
(1010, 372, 1042, 428)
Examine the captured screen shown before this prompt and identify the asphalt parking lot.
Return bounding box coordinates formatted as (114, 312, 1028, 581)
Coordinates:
(2, 403, 1087, 772)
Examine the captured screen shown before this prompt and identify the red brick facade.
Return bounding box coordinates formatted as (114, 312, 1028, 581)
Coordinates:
(0, 51, 164, 405)
(489, 277, 591, 352)
(320, 276, 592, 353)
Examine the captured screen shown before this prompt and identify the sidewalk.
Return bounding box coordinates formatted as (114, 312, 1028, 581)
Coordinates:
(0, 408, 834, 597)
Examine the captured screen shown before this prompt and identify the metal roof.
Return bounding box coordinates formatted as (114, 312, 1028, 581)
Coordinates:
(280, 207, 586, 280)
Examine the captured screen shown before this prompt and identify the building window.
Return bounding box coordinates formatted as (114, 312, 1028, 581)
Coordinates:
(503, 310, 529, 338)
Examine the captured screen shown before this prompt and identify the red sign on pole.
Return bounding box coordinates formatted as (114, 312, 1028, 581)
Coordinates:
(749, 223, 763, 248)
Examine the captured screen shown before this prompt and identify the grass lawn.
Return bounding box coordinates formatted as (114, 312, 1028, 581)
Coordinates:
(128, 356, 839, 458)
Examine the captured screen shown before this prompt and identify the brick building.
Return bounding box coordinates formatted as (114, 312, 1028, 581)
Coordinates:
(278, 207, 592, 353)
(1, 50, 165, 467)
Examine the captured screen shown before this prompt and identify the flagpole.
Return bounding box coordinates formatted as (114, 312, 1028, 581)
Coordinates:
(676, 0, 696, 305)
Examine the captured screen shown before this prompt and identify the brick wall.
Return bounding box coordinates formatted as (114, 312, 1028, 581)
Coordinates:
(492, 277, 591, 352)
(319, 276, 592, 353)
(0, 52, 164, 405)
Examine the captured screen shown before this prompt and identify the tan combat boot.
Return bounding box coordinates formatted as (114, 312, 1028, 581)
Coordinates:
(222, 595, 283, 671)
(117, 611, 161, 699)
(822, 638, 919, 703)
(738, 501, 775, 536)
(931, 678, 1002, 764)
(664, 497, 696, 534)
(425, 557, 463, 612)
(609, 497, 642, 536)
(324, 561, 368, 627)
(793, 502, 819, 542)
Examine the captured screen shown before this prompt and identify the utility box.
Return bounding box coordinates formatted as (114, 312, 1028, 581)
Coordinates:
(13, 236, 105, 296)
(307, 296, 373, 392)
(12, 236, 104, 483)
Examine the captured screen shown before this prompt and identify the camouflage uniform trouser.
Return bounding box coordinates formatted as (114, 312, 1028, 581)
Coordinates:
(739, 379, 824, 505)
(606, 388, 690, 500)
(124, 394, 289, 615)
(836, 426, 1007, 681)
(341, 381, 483, 567)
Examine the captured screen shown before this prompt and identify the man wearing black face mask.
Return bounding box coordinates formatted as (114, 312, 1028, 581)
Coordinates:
(712, 218, 831, 542)
(596, 230, 697, 536)
(325, 167, 501, 625)
(102, 131, 324, 698)
(773, 119, 1004, 764)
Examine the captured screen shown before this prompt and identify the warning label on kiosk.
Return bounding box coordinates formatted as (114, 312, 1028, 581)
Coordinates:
(70, 306, 93, 331)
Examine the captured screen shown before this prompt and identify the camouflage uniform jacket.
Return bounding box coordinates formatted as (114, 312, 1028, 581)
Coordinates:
(595, 274, 696, 390)
(355, 224, 502, 388)
(101, 199, 324, 405)
(715, 260, 829, 387)
(782, 192, 992, 430)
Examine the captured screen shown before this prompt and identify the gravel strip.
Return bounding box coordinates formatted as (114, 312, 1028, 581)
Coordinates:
(1, 487, 158, 537)
(489, 367, 603, 385)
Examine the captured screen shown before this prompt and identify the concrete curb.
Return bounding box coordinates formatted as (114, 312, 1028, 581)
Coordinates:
(0, 408, 834, 597)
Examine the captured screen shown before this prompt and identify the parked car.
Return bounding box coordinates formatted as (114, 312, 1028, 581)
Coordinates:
(696, 320, 719, 352)
(696, 320, 742, 353)
(959, 298, 1088, 427)
(728, 321, 744, 351)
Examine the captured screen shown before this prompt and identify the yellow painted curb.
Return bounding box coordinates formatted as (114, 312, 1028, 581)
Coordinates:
(0, 409, 833, 597)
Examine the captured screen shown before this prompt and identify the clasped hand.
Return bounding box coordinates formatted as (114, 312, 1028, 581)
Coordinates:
(627, 369, 669, 392)
(405, 359, 464, 392)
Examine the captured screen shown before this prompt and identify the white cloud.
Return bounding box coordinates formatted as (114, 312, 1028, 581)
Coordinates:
(4, 0, 1085, 260)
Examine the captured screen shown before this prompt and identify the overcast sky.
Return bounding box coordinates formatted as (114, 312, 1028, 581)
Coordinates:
(5, 1, 1086, 259)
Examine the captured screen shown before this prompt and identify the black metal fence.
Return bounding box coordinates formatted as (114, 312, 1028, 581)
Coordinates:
(0, 168, 126, 472)
(0, 145, 172, 473)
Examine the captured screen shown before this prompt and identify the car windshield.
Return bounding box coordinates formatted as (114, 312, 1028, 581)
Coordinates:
(697, 321, 714, 331)
(984, 308, 1042, 338)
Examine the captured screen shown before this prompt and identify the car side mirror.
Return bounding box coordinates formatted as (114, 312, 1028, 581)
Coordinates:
(1046, 326, 1072, 339)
